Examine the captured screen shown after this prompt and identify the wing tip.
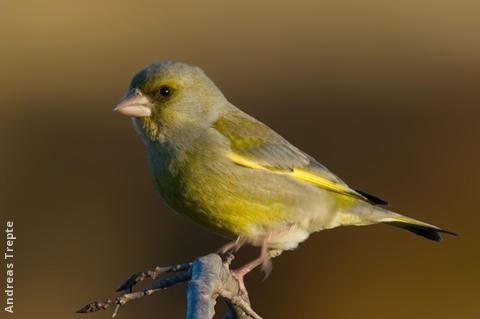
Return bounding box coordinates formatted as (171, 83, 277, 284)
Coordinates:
(355, 190, 389, 206)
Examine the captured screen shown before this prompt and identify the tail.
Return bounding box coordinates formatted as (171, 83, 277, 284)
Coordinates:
(346, 204, 458, 242)
(377, 210, 458, 242)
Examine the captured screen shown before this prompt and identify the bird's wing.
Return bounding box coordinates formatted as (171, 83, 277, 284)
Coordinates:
(213, 110, 388, 206)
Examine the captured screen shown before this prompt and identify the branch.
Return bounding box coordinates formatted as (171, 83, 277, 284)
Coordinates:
(76, 253, 261, 319)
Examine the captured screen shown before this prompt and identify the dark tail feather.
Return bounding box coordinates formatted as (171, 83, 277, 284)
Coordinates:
(384, 221, 458, 242)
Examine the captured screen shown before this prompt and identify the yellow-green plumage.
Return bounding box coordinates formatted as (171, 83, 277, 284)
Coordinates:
(115, 61, 456, 253)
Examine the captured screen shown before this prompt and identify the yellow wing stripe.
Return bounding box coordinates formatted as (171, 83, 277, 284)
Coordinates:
(227, 152, 357, 197)
(291, 168, 350, 194)
(226, 152, 265, 170)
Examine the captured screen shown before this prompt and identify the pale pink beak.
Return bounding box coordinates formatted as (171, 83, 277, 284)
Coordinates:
(114, 88, 153, 117)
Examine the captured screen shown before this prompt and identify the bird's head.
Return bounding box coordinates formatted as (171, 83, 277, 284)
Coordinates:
(114, 61, 226, 144)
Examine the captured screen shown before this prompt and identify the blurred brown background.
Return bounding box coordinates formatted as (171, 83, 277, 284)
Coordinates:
(1, 0, 479, 318)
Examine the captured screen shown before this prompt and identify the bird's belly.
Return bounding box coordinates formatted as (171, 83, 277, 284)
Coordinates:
(148, 147, 344, 244)
(155, 174, 293, 239)
(157, 171, 334, 242)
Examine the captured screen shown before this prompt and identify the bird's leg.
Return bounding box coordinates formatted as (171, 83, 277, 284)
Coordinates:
(231, 237, 271, 300)
(217, 235, 247, 255)
(231, 257, 263, 301)
(229, 225, 298, 299)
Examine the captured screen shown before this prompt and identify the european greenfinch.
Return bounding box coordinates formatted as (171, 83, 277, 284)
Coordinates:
(114, 61, 455, 296)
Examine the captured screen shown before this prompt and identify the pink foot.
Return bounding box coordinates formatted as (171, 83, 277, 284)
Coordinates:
(231, 268, 250, 300)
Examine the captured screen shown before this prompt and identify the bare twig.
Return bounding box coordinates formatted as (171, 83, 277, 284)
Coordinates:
(113, 271, 192, 317)
(77, 271, 191, 316)
(116, 262, 192, 293)
(77, 253, 261, 319)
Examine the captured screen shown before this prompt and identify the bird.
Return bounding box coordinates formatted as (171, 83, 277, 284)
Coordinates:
(114, 61, 456, 297)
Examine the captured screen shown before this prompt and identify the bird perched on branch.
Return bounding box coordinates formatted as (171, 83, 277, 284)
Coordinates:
(114, 61, 456, 297)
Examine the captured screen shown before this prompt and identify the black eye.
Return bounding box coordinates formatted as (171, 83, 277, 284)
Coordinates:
(159, 85, 172, 97)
